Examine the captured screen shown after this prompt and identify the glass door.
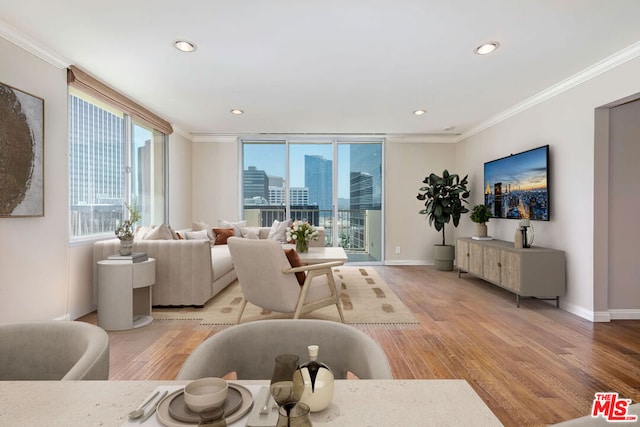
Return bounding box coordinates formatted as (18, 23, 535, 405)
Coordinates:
(336, 142, 383, 263)
(241, 138, 383, 264)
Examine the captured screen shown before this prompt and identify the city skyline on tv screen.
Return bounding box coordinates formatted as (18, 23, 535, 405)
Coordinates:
(484, 145, 549, 221)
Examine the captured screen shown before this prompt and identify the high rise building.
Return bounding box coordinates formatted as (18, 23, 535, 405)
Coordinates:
(243, 166, 269, 200)
(304, 155, 332, 211)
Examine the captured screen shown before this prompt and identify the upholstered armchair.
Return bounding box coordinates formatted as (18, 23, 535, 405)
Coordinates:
(227, 237, 344, 323)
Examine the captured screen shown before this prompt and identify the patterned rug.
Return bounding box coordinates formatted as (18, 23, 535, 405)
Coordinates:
(153, 267, 419, 327)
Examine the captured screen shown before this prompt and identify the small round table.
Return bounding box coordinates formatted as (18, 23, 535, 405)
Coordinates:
(97, 258, 155, 331)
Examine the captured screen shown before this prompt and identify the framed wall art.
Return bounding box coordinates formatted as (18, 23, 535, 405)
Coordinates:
(0, 82, 44, 217)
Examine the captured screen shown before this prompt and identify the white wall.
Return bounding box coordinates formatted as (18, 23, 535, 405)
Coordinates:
(192, 137, 240, 225)
(168, 131, 194, 230)
(0, 37, 70, 322)
(456, 55, 640, 320)
(385, 140, 456, 264)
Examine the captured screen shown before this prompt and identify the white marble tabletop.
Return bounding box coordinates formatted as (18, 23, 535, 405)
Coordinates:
(0, 379, 503, 427)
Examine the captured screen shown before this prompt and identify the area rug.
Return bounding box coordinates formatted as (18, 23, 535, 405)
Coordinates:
(152, 267, 419, 327)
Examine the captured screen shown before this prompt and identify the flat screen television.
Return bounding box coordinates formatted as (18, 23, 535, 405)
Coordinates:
(483, 145, 550, 221)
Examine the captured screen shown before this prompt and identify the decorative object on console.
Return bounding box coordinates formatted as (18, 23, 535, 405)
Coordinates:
(115, 203, 141, 255)
(470, 204, 491, 238)
(519, 218, 534, 248)
(417, 169, 470, 271)
(287, 220, 319, 253)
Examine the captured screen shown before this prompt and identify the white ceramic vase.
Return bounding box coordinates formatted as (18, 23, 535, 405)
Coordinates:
(293, 345, 334, 412)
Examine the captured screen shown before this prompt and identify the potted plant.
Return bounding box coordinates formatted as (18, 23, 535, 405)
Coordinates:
(417, 170, 470, 271)
(470, 204, 491, 238)
(115, 203, 141, 255)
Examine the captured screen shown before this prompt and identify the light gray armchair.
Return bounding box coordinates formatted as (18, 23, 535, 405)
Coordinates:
(227, 237, 344, 323)
(0, 321, 110, 380)
(177, 319, 393, 380)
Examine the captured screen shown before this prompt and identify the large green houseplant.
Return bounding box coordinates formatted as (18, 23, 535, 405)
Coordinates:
(417, 170, 470, 270)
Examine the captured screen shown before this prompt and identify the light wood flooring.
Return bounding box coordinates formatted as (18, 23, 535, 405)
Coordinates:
(79, 265, 640, 426)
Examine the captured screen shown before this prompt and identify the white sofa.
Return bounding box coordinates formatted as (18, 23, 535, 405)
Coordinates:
(93, 225, 325, 307)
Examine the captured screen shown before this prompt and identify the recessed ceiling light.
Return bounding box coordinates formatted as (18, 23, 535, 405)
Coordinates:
(174, 40, 197, 52)
(413, 109, 426, 116)
(230, 109, 244, 115)
(474, 41, 500, 55)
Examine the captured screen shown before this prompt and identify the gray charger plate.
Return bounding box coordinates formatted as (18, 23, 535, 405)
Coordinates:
(157, 383, 253, 427)
(169, 386, 243, 423)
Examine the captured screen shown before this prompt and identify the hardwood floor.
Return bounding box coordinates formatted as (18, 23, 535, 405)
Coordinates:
(79, 265, 640, 426)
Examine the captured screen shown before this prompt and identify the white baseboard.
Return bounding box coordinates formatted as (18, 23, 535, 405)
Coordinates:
(609, 309, 640, 320)
(384, 260, 432, 266)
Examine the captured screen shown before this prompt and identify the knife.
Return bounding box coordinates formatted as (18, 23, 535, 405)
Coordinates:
(139, 390, 168, 423)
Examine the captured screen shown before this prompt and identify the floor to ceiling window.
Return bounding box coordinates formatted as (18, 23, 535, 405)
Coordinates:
(241, 138, 383, 263)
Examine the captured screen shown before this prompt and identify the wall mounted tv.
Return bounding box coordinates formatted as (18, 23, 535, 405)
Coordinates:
(483, 145, 550, 221)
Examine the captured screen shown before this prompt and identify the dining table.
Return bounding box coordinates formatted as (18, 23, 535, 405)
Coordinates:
(0, 379, 503, 426)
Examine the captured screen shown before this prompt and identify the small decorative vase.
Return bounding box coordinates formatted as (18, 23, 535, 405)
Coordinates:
(119, 238, 134, 256)
(295, 238, 308, 253)
(293, 345, 334, 412)
(476, 223, 487, 237)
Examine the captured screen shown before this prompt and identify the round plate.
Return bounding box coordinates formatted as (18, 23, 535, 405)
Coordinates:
(168, 386, 243, 423)
(157, 383, 253, 426)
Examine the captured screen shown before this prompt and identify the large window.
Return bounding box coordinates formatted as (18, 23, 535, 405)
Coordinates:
(69, 89, 167, 238)
(242, 138, 384, 263)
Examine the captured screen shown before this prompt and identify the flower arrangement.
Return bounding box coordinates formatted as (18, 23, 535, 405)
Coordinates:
(286, 220, 319, 253)
(114, 203, 141, 241)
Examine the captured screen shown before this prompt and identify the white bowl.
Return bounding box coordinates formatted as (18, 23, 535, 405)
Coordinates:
(184, 377, 229, 413)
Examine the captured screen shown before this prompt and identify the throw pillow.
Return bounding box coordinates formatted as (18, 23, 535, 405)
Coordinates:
(143, 223, 174, 240)
(134, 225, 152, 241)
(267, 219, 291, 243)
(219, 220, 247, 237)
(212, 228, 235, 245)
(167, 224, 180, 240)
(192, 221, 214, 240)
(284, 249, 306, 286)
(184, 230, 209, 240)
(240, 227, 261, 239)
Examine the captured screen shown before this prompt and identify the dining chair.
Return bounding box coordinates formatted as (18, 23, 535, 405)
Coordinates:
(227, 237, 344, 323)
(176, 318, 393, 380)
(0, 320, 110, 380)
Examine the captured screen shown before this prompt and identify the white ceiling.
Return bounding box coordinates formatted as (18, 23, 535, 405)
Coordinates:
(1, 1, 640, 139)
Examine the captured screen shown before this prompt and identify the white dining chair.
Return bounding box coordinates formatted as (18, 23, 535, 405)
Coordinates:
(0, 320, 110, 380)
(176, 319, 393, 380)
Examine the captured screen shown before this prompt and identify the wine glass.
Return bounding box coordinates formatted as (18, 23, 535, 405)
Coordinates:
(270, 354, 300, 407)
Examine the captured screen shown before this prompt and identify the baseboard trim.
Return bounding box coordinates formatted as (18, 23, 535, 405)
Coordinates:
(609, 309, 640, 320)
(384, 260, 432, 266)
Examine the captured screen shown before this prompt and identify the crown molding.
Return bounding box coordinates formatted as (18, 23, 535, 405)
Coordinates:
(0, 19, 70, 69)
(190, 132, 459, 143)
(459, 40, 640, 142)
